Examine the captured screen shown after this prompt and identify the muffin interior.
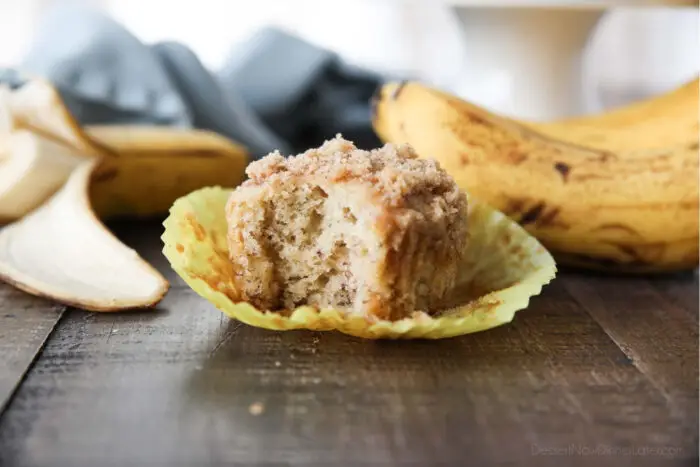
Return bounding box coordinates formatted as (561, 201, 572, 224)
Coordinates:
(262, 182, 381, 312)
(226, 135, 468, 319)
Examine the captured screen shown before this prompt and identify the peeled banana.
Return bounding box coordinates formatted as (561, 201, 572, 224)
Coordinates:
(0, 78, 249, 311)
(87, 125, 248, 219)
(372, 79, 699, 273)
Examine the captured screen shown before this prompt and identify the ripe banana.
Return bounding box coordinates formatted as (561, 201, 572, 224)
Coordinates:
(529, 78, 699, 153)
(86, 125, 248, 220)
(0, 78, 249, 311)
(372, 80, 699, 273)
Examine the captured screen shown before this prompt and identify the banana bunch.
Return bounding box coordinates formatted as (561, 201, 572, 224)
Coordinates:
(372, 79, 699, 273)
(0, 79, 248, 310)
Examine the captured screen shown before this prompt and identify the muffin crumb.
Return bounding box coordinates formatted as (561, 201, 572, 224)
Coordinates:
(225, 134, 468, 320)
(248, 402, 265, 416)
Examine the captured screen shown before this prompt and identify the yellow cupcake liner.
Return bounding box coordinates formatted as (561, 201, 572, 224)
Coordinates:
(161, 187, 556, 339)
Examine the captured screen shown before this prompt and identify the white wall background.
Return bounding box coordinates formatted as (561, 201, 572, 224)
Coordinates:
(0, 0, 697, 112)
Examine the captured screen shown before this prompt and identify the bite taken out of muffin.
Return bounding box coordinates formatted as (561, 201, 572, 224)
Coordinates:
(225, 135, 468, 321)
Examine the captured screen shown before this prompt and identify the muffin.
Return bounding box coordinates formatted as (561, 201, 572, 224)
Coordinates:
(224, 135, 468, 321)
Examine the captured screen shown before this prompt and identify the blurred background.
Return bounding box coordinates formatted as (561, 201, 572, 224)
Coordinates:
(0, 0, 700, 106)
(0, 0, 698, 159)
(1, 0, 697, 112)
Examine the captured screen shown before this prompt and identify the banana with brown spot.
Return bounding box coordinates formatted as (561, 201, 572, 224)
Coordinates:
(372, 81, 699, 273)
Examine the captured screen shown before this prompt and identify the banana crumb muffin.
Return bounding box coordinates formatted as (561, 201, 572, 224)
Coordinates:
(225, 135, 468, 321)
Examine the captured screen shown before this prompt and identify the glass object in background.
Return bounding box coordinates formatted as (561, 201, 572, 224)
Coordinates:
(435, 1, 698, 120)
(585, 7, 699, 110)
(1, 0, 697, 119)
(449, 6, 603, 121)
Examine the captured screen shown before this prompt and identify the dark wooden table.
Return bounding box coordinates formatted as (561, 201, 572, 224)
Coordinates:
(0, 220, 697, 467)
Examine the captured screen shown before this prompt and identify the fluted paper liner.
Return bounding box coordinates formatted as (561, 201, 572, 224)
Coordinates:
(161, 187, 556, 339)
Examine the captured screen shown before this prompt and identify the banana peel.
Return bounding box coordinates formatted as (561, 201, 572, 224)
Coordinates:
(0, 78, 248, 311)
(372, 79, 700, 273)
(0, 158, 169, 311)
(0, 80, 96, 223)
(1, 78, 107, 157)
(0, 130, 86, 222)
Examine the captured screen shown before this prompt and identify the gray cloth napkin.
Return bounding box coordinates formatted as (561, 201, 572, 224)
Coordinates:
(0, 3, 387, 159)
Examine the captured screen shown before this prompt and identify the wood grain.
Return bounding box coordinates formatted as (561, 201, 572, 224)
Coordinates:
(0, 285, 64, 413)
(0, 221, 696, 467)
(648, 271, 699, 324)
(563, 273, 699, 419)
